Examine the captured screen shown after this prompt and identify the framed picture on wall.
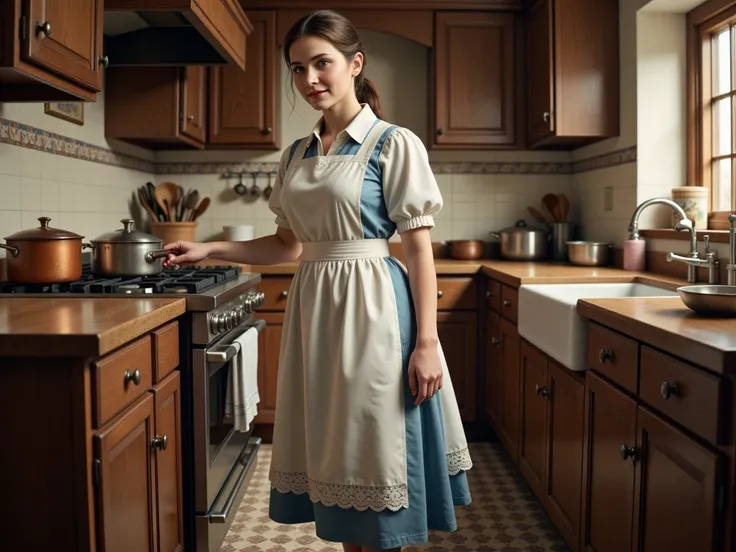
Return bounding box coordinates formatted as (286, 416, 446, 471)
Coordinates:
(44, 102, 84, 126)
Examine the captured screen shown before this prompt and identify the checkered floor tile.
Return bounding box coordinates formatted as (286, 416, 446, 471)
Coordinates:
(220, 442, 571, 552)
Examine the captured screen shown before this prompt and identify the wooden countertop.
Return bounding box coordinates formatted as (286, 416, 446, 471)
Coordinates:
(577, 297, 736, 375)
(0, 298, 186, 358)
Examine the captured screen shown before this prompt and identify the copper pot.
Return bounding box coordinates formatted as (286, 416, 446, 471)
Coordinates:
(446, 240, 484, 260)
(0, 217, 84, 283)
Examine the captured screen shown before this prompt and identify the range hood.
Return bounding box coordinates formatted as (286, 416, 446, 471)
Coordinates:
(103, 1, 251, 69)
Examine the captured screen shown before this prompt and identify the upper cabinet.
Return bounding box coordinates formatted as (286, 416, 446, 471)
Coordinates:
(432, 11, 520, 149)
(0, 0, 105, 102)
(209, 10, 279, 149)
(526, 0, 620, 148)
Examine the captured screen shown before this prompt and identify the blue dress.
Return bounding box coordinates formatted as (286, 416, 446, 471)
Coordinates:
(265, 104, 472, 550)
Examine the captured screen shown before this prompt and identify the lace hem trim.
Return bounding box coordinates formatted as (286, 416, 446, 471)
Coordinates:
(269, 470, 409, 512)
(447, 447, 473, 476)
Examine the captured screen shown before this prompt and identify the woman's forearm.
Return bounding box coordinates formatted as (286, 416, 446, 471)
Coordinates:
(401, 228, 439, 347)
(206, 229, 302, 265)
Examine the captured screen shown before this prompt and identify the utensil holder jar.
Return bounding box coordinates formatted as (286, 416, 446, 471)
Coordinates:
(551, 222, 575, 261)
(149, 222, 197, 245)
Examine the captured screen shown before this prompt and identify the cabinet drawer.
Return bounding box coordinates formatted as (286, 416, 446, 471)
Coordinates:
(486, 278, 502, 312)
(587, 323, 638, 393)
(640, 347, 727, 444)
(93, 335, 153, 428)
(259, 277, 293, 310)
(500, 285, 518, 323)
(437, 277, 476, 310)
(152, 321, 179, 382)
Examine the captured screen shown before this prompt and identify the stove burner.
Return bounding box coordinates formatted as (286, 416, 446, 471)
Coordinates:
(0, 265, 242, 295)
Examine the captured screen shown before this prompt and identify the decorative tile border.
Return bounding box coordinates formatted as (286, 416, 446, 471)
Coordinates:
(0, 118, 155, 173)
(1, 117, 635, 176)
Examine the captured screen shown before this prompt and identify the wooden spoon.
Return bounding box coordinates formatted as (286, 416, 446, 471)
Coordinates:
(155, 182, 180, 222)
(542, 193, 560, 222)
(528, 206, 548, 225)
(557, 193, 570, 222)
(190, 197, 210, 221)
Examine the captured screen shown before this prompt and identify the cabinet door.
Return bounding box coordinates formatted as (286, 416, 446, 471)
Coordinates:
(437, 311, 478, 422)
(254, 312, 284, 424)
(581, 372, 637, 552)
(180, 66, 207, 145)
(518, 340, 548, 500)
(527, 0, 554, 143)
(433, 12, 517, 148)
(545, 361, 584, 552)
(152, 372, 184, 552)
(498, 317, 520, 462)
(94, 394, 157, 552)
(23, 0, 103, 91)
(632, 406, 723, 552)
(485, 310, 503, 427)
(209, 10, 278, 148)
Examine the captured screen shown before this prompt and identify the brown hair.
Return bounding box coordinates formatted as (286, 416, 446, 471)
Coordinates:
(284, 10, 383, 119)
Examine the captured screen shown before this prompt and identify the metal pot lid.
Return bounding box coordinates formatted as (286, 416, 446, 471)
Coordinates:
(497, 220, 546, 234)
(4, 216, 83, 241)
(91, 219, 162, 244)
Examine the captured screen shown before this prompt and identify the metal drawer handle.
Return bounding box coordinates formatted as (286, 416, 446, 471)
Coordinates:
(98, 55, 109, 68)
(619, 444, 639, 463)
(280, 290, 288, 298)
(437, 290, 444, 298)
(124, 369, 141, 387)
(598, 348, 614, 364)
(660, 381, 679, 400)
(36, 21, 51, 37)
(535, 384, 549, 399)
(151, 434, 168, 451)
(491, 337, 501, 348)
(503, 299, 511, 307)
(486, 290, 494, 298)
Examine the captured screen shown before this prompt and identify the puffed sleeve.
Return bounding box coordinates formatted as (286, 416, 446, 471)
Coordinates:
(268, 141, 298, 229)
(378, 127, 443, 234)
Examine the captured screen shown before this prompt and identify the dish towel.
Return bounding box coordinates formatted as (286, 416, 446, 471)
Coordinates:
(225, 326, 260, 432)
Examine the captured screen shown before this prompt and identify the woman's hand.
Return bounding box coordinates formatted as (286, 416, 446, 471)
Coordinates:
(407, 342, 443, 406)
(162, 241, 211, 268)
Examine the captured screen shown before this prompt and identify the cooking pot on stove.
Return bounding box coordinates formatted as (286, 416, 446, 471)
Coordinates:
(0, 217, 84, 283)
(84, 219, 170, 277)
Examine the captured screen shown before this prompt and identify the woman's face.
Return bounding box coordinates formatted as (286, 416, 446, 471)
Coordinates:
(288, 36, 363, 112)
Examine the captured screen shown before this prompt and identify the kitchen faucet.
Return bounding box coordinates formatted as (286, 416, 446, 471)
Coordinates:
(628, 197, 715, 283)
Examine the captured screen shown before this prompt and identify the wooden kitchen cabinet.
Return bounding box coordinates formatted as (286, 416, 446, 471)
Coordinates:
(254, 312, 284, 424)
(209, 10, 279, 149)
(0, 319, 183, 552)
(105, 65, 209, 149)
(526, 0, 619, 148)
(437, 310, 477, 421)
(0, 0, 105, 102)
(582, 370, 725, 552)
(485, 309, 503, 427)
(432, 11, 520, 149)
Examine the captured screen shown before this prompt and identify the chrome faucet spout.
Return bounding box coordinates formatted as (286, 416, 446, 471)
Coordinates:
(628, 197, 697, 254)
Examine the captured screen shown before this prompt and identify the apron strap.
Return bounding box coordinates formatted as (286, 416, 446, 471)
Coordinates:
(357, 120, 395, 158)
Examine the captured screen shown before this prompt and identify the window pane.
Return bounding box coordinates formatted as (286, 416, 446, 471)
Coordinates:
(714, 28, 731, 95)
(714, 97, 732, 155)
(713, 158, 733, 211)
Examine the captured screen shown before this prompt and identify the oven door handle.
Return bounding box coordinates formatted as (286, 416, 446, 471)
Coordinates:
(206, 318, 266, 365)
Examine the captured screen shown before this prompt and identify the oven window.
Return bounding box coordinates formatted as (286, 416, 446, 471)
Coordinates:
(209, 359, 235, 461)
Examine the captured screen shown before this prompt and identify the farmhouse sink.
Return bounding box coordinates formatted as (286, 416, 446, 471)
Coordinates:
(518, 283, 678, 371)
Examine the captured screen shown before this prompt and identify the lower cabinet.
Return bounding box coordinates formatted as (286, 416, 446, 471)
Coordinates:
(583, 370, 725, 552)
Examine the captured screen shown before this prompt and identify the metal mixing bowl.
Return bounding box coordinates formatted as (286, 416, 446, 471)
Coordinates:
(677, 285, 736, 317)
(566, 241, 612, 266)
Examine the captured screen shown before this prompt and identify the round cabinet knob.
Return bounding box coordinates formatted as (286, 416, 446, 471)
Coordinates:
(281, 290, 288, 298)
(437, 128, 444, 135)
(535, 384, 549, 399)
(598, 348, 614, 364)
(486, 290, 494, 298)
(151, 434, 168, 451)
(490, 337, 501, 348)
(619, 444, 638, 463)
(660, 381, 679, 400)
(437, 290, 444, 298)
(124, 369, 141, 387)
(263, 127, 272, 135)
(36, 21, 51, 37)
(503, 300, 511, 307)
(98, 55, 109, 68)
(543, 112, 551, 122)
(187, 115, 195, 122)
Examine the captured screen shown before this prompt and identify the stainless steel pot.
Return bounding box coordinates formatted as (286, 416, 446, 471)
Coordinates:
(490, 220, 549, 261)
(85, 219, 170, 276)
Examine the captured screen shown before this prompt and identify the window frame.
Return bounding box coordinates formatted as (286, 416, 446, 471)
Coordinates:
(688, 0, 736, 229)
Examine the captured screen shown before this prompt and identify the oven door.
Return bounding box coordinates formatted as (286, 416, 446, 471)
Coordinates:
(192, 317, 265, 513)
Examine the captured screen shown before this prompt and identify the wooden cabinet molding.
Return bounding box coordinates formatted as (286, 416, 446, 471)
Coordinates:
(243, 0, 524, 10)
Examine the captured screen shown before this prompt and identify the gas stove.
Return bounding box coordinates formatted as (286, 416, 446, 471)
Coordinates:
(0, 264, 261, 311)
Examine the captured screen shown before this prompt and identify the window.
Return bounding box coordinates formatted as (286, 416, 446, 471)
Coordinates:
(688, 0, 736, 229)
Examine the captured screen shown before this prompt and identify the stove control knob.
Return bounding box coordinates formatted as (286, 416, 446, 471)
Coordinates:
(225, 311, 235, 331)
(210, 313, 224, 334)
(237, 305, 246, 322)
(244, 296, 253, 312)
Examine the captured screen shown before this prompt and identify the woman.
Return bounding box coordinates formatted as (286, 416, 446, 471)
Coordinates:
(162, 10, 472, 552)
